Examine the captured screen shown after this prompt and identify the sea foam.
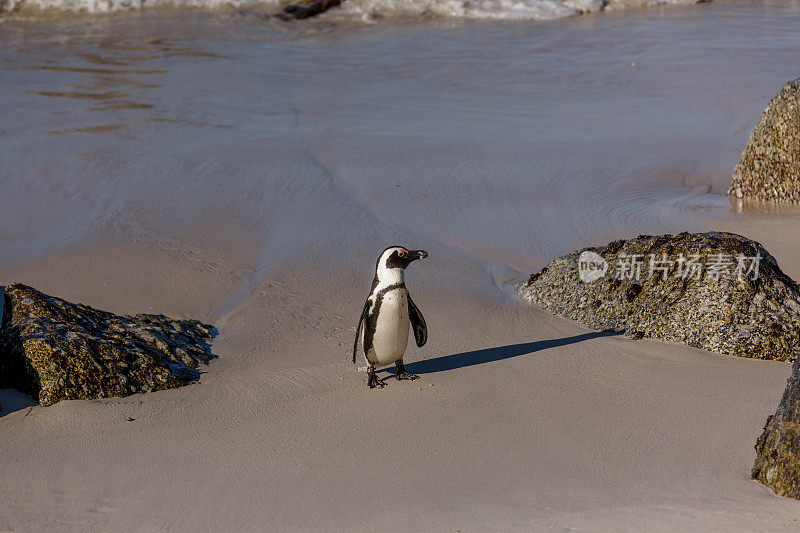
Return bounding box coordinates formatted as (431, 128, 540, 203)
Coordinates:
(0, 0, 706, 20)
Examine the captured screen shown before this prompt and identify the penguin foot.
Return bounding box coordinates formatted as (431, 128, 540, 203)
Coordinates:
(394, 360, 417, 381)
(367, 373, 386, 389)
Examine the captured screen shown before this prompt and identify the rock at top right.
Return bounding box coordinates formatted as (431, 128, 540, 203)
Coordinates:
(729, 77, 800, 203)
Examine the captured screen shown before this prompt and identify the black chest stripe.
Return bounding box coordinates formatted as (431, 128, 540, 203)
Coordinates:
(363, 282, 406, 355)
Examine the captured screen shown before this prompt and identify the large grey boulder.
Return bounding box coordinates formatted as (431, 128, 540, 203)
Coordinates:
(0, 283, 215, 406)
(729, 78, 800, 203)
(517, 232, 800, 362)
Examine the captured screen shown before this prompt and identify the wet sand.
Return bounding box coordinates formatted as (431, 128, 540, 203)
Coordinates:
(2, 2, 800, 530)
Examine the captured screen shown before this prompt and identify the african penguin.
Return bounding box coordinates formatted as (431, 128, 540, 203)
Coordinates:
(352, 246, 428, 388)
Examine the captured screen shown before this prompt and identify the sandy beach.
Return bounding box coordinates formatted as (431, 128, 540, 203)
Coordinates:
(2, 1, 800, 530)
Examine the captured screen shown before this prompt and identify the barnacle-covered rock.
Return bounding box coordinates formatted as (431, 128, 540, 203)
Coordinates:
(276, 0, 343, 20)
(517, 232, 800, 361)
(752, 353, 800, 499)
(0, 283, 215, 406)
(728, 77, 800, 203)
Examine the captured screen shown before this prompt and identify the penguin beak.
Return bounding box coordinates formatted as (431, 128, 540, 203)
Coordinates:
(410, 250, 428, 261)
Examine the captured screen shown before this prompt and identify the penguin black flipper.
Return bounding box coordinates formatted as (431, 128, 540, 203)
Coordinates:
(408, 295, 427, 348)
(352, 299, 370, 364)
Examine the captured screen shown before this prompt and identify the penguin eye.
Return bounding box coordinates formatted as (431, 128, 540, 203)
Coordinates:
(398, 250, 408, 258)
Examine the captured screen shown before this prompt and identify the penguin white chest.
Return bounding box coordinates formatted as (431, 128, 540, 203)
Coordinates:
(371, 289, 409, 366)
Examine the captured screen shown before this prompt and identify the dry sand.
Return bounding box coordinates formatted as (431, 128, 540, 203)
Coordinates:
(2, 233, 800, 531)
(2, 2, 800, 530)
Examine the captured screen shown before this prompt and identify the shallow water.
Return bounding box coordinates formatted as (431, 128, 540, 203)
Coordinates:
(1, 0, 800, 307)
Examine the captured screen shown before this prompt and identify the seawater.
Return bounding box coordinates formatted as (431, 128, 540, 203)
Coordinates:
(1, 1, 799, 289)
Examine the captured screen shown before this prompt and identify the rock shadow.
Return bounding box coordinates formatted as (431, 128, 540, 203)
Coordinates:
(0, 388, 36, 417)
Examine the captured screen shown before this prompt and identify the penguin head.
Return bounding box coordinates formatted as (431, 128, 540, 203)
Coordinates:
(376, 246, 428, 274)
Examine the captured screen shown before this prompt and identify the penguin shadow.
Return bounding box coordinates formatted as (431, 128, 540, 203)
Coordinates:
(398, 330, 618, 376)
